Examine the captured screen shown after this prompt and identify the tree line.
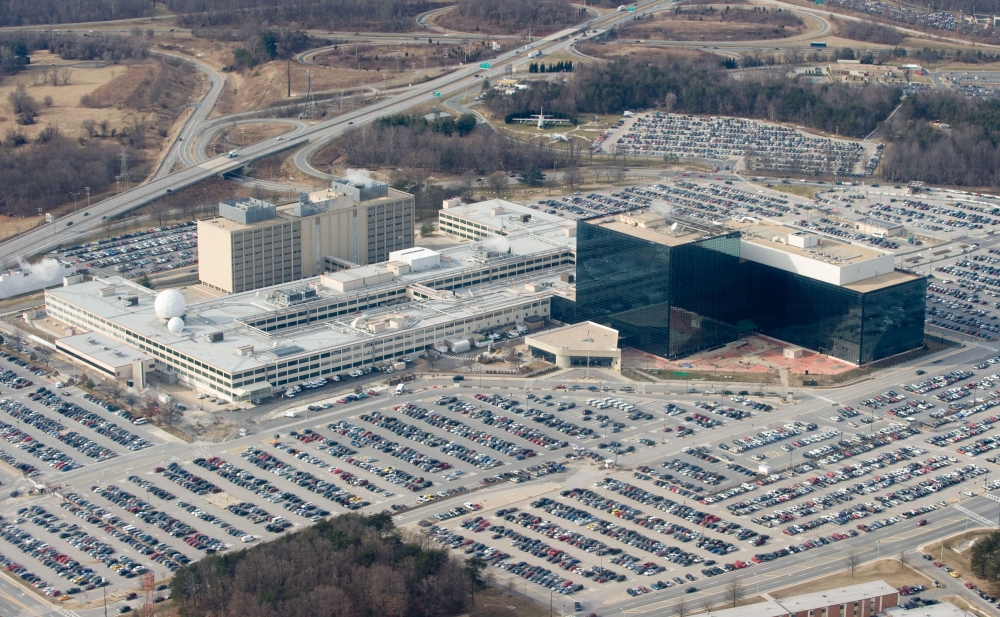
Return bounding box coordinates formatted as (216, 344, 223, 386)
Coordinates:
(169, 512, 473, 617)
(970, 531, 1000, 593)
(882, 90, 1000, 187)
(377, 112, 478, 137)
(483, 56, 900, 139)
(0, 134, 123, 217)
(528, 61, 573, 73)
(0, 0, 151, 25)
(452, 0, 583, 31)
(168, 0, 437, 32)
(836, 19, 905, 45)
(336, 117, 577, 176)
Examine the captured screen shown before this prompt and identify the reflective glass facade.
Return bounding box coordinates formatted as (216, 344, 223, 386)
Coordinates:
(575, 221, 742, 359)
(572, 220, 926, 365)
(744, 262, 864, 362)
(859, 278, 927, 364)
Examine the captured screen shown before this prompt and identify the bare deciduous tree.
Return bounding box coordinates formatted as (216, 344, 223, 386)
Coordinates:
(57, 67, 71, 86)
(672, 597, 689, 617)
(846, 549, 860, 577)
(726, 577, 746, 607)
(898, 549, 906, 572)
(487, 171, 508, 197)
(103, 379, 124, 403)
(563, 165, 584, 190)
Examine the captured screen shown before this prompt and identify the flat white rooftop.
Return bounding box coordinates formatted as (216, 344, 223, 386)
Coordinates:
(56, 331, 151, 369)
(48, 267, 572, 375)
(442, 199, 570, 229)
(527, 321, 619, 352)
(885, 602, 975, 617)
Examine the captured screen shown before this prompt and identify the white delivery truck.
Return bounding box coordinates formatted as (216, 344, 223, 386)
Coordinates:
(395, 383, 406, 396)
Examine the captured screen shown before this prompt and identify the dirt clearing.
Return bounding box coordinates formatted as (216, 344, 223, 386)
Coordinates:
(617, 6, 805, 42)
(206, 122, 293, 157)
(575, 40, 719, 63)
(314, 41, 497, 73)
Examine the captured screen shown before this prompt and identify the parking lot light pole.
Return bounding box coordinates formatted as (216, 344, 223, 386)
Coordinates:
(582, 337, 594, 380)
(550, 588, 554, 617)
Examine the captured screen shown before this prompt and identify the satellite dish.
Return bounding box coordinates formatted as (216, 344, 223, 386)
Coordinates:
(670, 222, 678, 232)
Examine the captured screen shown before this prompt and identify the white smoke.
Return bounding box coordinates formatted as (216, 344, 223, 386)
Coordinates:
(480, 235, 511, 254)
(0, 258, 73, 300)
(651, 200, 673, 219)
(344, 168, 375, 186)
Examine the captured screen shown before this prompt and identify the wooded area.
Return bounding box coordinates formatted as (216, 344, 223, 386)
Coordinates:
(969, 530, 1000, 593)
(484, 57, 900, 139)
(451, 0, 583, 33)
(0, 0, 151, 25)
(169, 0, 440, 31)
(0, 135, 122, 217)
(882, 90, 1000, 187)
(169, 513, 470, 617)
(337, 118, 575, 175)
(835, 19, 905, 45)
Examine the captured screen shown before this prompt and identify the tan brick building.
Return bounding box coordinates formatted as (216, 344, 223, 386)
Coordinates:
(198, 181, 413, 294)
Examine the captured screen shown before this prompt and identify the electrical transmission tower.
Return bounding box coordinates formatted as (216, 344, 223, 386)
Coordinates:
(303, 70, 313, 118)
(142, 571, 155, 617)
(116, 147, 131, 194)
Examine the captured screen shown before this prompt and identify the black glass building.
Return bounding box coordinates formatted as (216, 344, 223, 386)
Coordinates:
(743, 263, 925, 365)
(571, 214, 926, 365)
(575, 216, 743, 359)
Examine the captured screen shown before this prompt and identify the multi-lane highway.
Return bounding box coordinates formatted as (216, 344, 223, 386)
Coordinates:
(0, 1, 660, 266)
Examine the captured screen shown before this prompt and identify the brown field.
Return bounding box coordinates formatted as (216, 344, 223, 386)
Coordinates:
(575, 40, 719, 63)
(157, 38, 388, 116)
(0, 215, 43, 243)
(431, 7, 584, 36)
(0, 52, 133, 141)
(771, 559, 932, 598)
(617, 7, 805, 42)
(243, 147, 329, 189)
(206, 122, 293, 157)
(313, 41, 498, 73)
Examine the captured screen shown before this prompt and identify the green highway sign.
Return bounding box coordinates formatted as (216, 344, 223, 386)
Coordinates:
(627, 6, 635, 11)
(480, 62, 491, 69)
(432, 91, 441, 97)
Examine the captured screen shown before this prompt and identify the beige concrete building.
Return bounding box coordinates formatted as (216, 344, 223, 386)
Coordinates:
(525, 321, 621, 371)
(198, 181, 414, 294)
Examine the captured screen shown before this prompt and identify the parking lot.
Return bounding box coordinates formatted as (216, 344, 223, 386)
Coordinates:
(3, 264, 1000, 612)
(590, 113, 871, 176)
(54, 221, 198, 281)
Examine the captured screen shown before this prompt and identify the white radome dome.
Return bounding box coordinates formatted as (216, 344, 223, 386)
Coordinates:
(167, 317, 185, 334)
(154, 289, 186, 320)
